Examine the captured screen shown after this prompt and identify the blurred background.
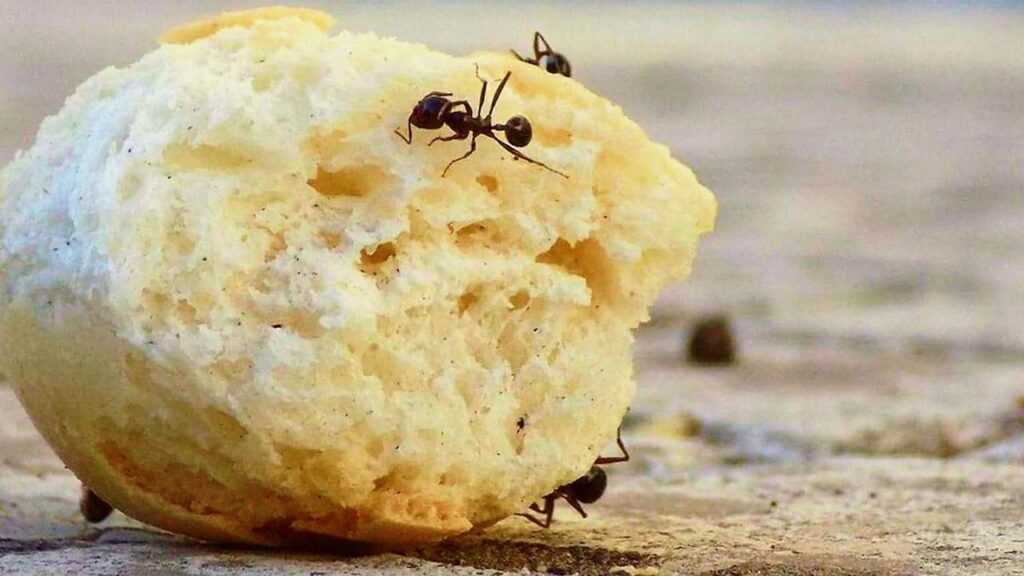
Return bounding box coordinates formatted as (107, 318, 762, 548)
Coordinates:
(1, 2, 1023, 573)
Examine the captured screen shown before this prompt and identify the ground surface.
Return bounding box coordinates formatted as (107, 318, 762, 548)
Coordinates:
(2, 2, 1023, 575)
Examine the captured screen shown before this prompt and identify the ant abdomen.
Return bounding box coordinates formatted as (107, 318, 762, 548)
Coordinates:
(568, 466, 607, 504)
(503, 115, 532, 147)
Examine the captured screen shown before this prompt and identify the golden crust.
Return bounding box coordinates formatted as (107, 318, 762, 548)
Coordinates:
(160, 6, 336, 45)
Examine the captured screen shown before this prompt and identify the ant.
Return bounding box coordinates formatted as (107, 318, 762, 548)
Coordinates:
(80, 485, 114, 523)
(517, 427, 629, 528)
(512, 32, 572, 77)
(395, 67, 567, 178)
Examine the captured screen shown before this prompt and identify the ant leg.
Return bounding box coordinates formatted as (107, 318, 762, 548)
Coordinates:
(540, 495, 556, 527)
(441, 134, 478, 177)
(510, 48, 533, 64)
(596, 427, 630, 465)
(448, 100, 473, 115)
(474, 64, 488, 114)
(429, 132, 467, 146)
(515, 512, 548, 528)
(488, 135, 569, 179)
(394, 114, 414, 144)
(534, 32, 548, 56)
(516, 495, 555, 528)
(487, 71, 512, 119)
(559, 493, 588, 519)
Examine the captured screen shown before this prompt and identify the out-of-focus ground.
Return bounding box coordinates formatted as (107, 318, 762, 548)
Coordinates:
(2, 2, 1023, 575)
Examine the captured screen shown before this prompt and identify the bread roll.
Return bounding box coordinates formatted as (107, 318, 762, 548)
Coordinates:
(0, 8, 715, 544)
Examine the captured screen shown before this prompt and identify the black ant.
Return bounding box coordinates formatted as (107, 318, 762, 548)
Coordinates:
(80, 485, 113, 523)
(395, 67, 567, 178)
(512, 32, 571, 77)
(517, 428, 629, 528)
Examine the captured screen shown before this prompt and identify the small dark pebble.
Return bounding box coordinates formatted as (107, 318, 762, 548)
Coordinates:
(686, 314, 737, 366)
(271, 324, 283, 329)
(80, 486, 114, 523)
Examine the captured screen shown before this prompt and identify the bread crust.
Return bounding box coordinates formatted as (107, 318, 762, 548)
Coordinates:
(160, 7, 336, 45)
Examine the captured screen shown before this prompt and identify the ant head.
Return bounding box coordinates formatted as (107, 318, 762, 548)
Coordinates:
(410, 95, 450, 130)
(504, 115, 533, 147)
(568, 465, 607, 504)
(538, 52, 572, 77)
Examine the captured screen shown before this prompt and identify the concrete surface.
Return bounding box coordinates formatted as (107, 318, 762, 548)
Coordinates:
(2, 2, 1023, 575)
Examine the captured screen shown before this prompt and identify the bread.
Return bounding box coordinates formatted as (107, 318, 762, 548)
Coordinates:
(0, 8, 715, 545)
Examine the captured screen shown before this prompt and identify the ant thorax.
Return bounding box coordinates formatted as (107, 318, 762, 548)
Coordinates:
(444, 110, 473, 136)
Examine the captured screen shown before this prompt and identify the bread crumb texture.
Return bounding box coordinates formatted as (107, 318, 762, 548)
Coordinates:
(0, 8, 715, 545)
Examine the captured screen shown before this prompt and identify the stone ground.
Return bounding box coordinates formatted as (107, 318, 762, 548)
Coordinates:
(2, 2, 1023, 575)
